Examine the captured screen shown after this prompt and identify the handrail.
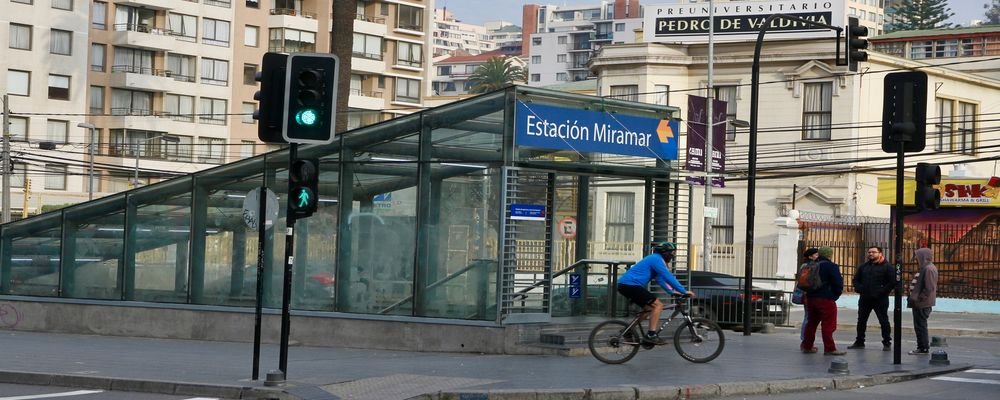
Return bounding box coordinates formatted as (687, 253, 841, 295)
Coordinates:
(378, 259, 495, 314)
(510, 259, 632, 301)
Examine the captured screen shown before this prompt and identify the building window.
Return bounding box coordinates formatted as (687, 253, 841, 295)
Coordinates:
(89, 86, 104, 115)
(198, 137, 226, 163)
(654, 84, 670, 107)
(394, 77, 420, 103)
(615, 23, 625, 31)
(202, 18, 231, 46)
(557, 36, 567, 44)
(8, 70, 30, 96)
(52, 0, 72, 10)
(269, 28, 316, 53)
(934, 98, 953, 152)
(380, 2, 389, 15)
(711, 194, 735, 246)
(168, 13, 198, 41)
(530, 73, 540, 82)
(112, 47, 153, 74)
(9, 23, 32, 50)
(715, 85, 738, 141)
(50, 29, 72, 55)
(531, 55, 541, 64)
(241, 140, 255, 158)
(397, 5, 423, 31)
(556, 72, 567, 81)
(437, 65, 451, 75)
(111, 89, 153, 115)
(200, 98, 228, 125)
(46, 120, 69, 143)
(605, 192, 635, 251)
(241, 102, 255, 124)
(201, 58, 229, 85)
(243, 64, 257, 85)
(167, 53, 196, 82)
(802, 82, 832, 140)
(244, 25, 259, 47)
(9, 117, 28, 142)
(609, 85, 638, 102)
(958, 102, 977, 154)
(92, 1, 107, 29)
(48, 74, 70, 100)
(45, 164, 67, 190)
(90, 43, 106, 71)
(353, 33, 382, 59)
(396, 41, 422, 67)
(163, 94, 195, 122)
(11, 163, 27, 189)
(557, 54, 567, 63)
(532, 37, 541, 45)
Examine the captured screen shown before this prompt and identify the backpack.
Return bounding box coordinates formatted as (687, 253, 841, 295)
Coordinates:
(797, 261, 823, 291)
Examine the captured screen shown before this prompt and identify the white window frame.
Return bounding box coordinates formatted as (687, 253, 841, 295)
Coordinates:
(802, 82, 833, 140)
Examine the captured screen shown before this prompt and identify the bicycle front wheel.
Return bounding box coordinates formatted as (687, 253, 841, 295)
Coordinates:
(588, 320, 641, 364)
(673, 317, 725, 363)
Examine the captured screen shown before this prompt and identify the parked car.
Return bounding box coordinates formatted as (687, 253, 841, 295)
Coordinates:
(678, 270, 789, 330)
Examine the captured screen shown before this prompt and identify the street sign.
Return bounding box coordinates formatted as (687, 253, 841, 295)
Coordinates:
(242, 188, 279, 231)
(510, 204, 545, 221)
(569, 273, 582, 299)
(558, 216, 577, 239)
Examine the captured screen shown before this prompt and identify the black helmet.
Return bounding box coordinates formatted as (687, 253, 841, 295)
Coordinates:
(651, 241, 677, 255)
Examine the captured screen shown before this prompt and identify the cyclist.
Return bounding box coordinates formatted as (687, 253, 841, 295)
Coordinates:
(617, 241, 696, 344)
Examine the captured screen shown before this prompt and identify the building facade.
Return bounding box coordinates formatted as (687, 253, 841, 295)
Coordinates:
(871, 25, 1000, 80)
(430, 50, 526, 97)
(431, 7, 495, 57)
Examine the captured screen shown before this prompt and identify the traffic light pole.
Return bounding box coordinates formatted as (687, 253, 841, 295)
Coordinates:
(278, 143, 299, 380)
(892, 142, 905, 365)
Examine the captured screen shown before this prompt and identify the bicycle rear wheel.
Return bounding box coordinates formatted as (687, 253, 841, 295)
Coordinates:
(588, 320, 641, 364)
(673, 317, 725, 363)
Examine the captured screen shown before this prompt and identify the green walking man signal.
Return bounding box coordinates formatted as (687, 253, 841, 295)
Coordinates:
(287, 158, 319, 219)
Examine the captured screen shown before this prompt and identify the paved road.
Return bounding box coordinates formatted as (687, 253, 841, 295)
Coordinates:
(0, 383, 229, 400)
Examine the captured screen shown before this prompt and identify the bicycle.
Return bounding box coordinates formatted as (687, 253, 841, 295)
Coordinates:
(588, 293, 725, 364)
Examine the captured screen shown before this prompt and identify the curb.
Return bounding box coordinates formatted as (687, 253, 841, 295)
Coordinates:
(413, 363, 972, 400)
(0, 370, 289, 400)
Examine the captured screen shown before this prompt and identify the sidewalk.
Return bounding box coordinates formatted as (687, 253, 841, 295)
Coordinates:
(0, 309, 996, 400)
(782, 306, 1000, 339)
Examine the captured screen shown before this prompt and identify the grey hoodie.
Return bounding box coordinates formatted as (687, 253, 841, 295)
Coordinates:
(908, 248, 938, 308)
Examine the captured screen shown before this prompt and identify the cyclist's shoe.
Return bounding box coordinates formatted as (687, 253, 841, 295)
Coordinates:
(643, 332, 668, 345)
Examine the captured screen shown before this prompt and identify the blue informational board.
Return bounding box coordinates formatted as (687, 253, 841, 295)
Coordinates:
(510, 204, 546, 221)
(515, 101, 679, 160)
(569, 273, 582, 299)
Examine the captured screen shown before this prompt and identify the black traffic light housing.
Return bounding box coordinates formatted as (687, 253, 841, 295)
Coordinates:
(881, 71, 928, 153)
(283, 53, 339, 145)
(288, 158, 319, 219)
(914, 163, 941, 211)
(254, 52, 289, 143)
(847, 17, 869, 72)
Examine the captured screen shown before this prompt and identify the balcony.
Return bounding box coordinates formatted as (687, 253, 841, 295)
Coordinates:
(269, 8, 319, 32)
(348, 89, 385, 110)
(352, 56, 385, 74)
(109, 65, 173, 92)
(354, 13, 388, 36)
(115, 0, 180, 10)
(111, 24, 175, 51)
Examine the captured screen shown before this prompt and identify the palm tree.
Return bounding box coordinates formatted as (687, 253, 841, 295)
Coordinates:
(468, 57, 527, 93)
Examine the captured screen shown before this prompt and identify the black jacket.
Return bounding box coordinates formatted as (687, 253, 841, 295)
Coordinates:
(808, 256, 844, 300)
(853, 258, 894, 299)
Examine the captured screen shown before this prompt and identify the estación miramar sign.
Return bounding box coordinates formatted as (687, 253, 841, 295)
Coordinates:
(515, 101, 680, 160)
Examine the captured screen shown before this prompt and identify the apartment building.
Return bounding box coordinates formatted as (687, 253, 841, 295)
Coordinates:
(485, 21, 522, 55)
(431, 7, 494, 57)
(871, 25, 1000, 79)
(522, 0, 643, 86)
(430, 50, 526, 97)
(1, 0, 433, 216)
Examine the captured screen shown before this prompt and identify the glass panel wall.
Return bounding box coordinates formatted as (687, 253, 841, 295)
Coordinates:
(62, 196, 127, 299)
(130, 177, 194, 303)
(3, 213, 62, 296)
(291, 148, 339, 311)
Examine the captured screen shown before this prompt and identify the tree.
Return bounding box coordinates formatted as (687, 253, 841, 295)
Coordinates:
(468, 57, 527, 94)
(887, 0, 955, 32)
(985, 0, 1000, 25)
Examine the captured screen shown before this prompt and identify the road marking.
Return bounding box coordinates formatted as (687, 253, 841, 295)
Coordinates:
(967, 369, 1000, 375)
(0, 390, 103, 400)
(184, 398, 220, 400)
(931, 376, 1000, 385)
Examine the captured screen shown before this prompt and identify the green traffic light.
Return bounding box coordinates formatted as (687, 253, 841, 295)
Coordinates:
(295, 109, 318, 126)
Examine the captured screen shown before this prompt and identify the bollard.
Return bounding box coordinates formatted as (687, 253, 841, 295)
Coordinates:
(264, 370, 285, 387)
(828, 358, 849, 374)
(930, 336, 948, 347)
(929, 351, 950, 366)
(761, 323, 775, 334)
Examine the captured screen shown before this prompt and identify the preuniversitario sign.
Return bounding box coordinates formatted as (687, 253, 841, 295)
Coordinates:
(514, 101, 679, 160)
(644, 0, 845, 43)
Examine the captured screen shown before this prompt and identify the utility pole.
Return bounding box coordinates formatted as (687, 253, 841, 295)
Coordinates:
(702, 0, 716, 274)
(3, 94, 11, 223)
(78, 123, 97, 200)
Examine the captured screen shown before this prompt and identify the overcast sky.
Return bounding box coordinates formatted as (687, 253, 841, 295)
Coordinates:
(438, 0, 989, 27)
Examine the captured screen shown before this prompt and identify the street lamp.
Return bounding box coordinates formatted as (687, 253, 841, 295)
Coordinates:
(77, 123, 97, 200)
(132, 134, 179, 188)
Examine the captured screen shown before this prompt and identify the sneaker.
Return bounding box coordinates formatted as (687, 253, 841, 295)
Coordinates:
(825, 350, 847, 356)
(644, 333, 667, 345)
(908, 348, 929, 355)
(847, 343, 865, 349)
(883, 343, 892, 351)
(801, 347, 818, 353)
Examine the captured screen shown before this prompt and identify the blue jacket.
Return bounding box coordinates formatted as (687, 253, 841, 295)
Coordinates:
(808, 256, 844, 300)
(619, 254, 687, 294)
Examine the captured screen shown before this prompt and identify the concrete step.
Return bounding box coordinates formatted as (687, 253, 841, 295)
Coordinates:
(539, 329, 593, 345)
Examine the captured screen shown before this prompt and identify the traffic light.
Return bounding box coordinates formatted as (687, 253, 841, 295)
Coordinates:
(283, 53, 339, 145)
(254, 52, 289, 143)
(881, 71, 928, 153)
(847, 17, 869, 72)
(914, 163, 941, 211)
(287, 158, 319, 219)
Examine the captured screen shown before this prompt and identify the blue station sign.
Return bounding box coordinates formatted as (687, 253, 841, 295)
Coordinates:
(515, 101, 679, 160)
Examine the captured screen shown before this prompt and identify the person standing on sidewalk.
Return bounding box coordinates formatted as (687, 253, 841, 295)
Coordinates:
(800, 246, 846, 356)
(848, 246, 895, 351)
(908, 247, 938, 355)
(796, 248, 821, 341)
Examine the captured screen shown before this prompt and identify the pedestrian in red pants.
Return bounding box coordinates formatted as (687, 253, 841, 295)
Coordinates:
(800, 246, 846, 356)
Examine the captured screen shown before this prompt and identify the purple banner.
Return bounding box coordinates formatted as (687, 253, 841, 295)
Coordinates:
(685, 95, 728, 187)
